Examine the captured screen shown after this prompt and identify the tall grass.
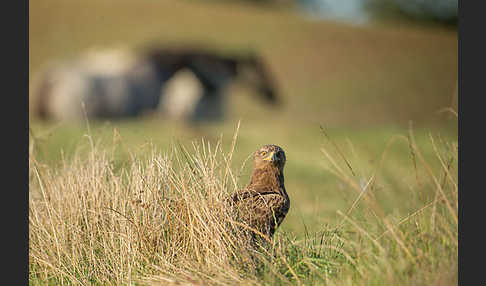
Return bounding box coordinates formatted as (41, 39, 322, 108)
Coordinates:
(29, 124, 457, 285)
(318, 122, 458, 285)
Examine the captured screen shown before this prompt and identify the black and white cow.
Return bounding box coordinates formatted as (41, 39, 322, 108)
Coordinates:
(31, 46, 280, 122)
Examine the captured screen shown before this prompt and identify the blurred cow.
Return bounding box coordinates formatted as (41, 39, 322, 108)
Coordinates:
(30, 46, 280, 122)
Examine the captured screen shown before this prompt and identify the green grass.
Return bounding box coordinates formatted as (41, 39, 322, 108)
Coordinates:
(29, 0, 457, 284)
(29, 124, 457, 285)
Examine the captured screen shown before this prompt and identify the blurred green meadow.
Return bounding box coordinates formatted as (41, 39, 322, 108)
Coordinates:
(29, 0, 457, 231)
(29, 0, 457, 284)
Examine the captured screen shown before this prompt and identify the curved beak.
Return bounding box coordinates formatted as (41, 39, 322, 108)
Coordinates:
(262, 151, 277, 162)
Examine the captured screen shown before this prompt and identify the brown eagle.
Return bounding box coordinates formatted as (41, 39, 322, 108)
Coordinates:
(229, 145, 289, 241)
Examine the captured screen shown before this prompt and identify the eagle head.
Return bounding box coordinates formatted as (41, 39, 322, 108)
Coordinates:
(254, 144, 286, 171)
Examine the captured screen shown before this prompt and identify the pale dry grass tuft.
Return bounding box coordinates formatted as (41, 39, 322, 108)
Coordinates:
(29, 130, 265, 285)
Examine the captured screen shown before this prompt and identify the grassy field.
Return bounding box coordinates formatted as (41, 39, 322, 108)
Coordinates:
(29, 0, 457, 285)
